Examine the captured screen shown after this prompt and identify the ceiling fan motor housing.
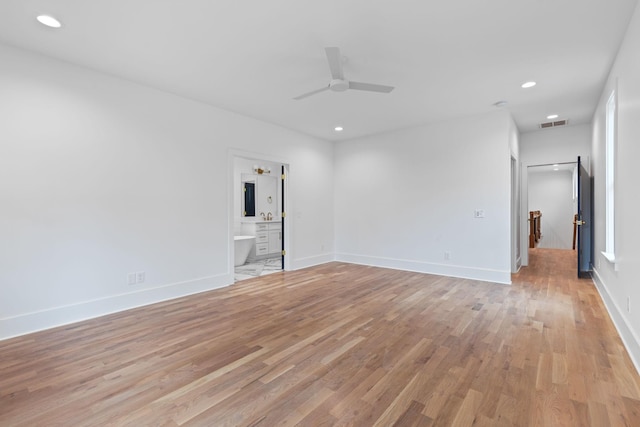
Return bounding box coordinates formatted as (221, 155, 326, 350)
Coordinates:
(329, 79, 349, 92)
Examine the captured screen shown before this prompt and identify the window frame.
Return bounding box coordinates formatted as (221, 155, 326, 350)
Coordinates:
(603, 89, 616, 263)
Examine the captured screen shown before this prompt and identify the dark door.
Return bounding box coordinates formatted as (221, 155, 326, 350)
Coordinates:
(577, 156, 593, 278)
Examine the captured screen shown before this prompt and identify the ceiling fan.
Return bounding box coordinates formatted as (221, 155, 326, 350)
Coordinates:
(294, 47, 394, 100)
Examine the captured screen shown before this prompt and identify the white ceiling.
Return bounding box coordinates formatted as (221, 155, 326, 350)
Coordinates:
(0, 0, 637, 141)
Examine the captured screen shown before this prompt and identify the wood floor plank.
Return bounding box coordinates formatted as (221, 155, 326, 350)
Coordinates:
(1, 249, 639, 426)
(451, 388, 484, 427)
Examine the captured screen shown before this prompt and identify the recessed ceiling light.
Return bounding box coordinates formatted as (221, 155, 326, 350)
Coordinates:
(547, 114, 559, 119)
(553, 164, 559, 167)
(521, 81, 537, 89)
(37, 15, 62, 28)
(334, 126, 343, 132)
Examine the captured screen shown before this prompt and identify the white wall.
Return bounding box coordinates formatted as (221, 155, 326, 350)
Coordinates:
(520, 124, 592, 167)
(528, 169, 575, 249)
(0, 43, 334, 339)
(334, 110, 514, 284)
(591, 2, 640, 373)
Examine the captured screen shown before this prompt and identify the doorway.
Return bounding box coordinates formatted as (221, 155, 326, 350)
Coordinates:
(520, 156, 594, 279)
(527, 162, 577, 250)
(511, 156, 521, 272)
(230, 154, 289, 282)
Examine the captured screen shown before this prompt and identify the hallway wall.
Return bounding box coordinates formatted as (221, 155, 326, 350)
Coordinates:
(591, 1, 640, 373)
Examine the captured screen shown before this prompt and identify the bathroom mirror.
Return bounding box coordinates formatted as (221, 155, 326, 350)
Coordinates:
(241, 173, 278, 219)
(242, 176, 256, 217)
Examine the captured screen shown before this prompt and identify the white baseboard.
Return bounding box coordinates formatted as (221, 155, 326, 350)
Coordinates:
(592, 268, 640, 376)
(0, 272, 233, 341)
(1, 254, 512, 341)
(335, 253, 512, 285)
(289, 253, 335, 271)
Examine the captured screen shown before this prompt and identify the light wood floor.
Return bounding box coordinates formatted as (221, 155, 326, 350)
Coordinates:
(1, 249, 639, 426)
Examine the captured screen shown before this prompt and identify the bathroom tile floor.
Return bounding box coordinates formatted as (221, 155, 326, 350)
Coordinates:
(234, 257, 282, 282)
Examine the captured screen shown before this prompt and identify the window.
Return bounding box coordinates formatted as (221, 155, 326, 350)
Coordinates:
(604, 90, 616, 261)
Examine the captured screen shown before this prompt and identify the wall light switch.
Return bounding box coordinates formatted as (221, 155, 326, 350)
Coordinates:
(474, 209, 485, 218)
(127, 273, 136, 285)
(136, 271, 145, 283)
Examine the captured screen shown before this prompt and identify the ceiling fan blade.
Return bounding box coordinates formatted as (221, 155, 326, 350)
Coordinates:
(293, 86, 329, 100)
(349, 81, 394, 93)
(325, 47, 344, 80)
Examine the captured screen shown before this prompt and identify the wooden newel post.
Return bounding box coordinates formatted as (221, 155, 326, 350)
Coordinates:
(529, 210, 542, 248)
(529, 211, 535, 248)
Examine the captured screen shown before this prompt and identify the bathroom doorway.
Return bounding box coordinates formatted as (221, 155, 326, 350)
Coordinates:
(231, 154, 289, 282)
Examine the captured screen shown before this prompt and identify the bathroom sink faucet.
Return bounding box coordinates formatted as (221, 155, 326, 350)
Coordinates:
(267, 212, 273, 221)
(260, 212, 266, 220)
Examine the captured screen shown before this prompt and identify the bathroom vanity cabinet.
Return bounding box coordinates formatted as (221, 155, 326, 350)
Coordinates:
(241, 221, 282, 260)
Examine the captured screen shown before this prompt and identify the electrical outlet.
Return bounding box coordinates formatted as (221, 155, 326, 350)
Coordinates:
(444, 251, 451, 261)
(136, 271, 145, 283)
(127, 273, 136, 285)
(474, 209, 485, 218)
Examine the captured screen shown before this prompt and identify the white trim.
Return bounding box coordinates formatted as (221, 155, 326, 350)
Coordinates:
(0, 273, 232, 341)
(513, 257, 522, 273)
(592, 268, 640, 376)
(605, 90, 617, 257)
(511, 156, 521, 273)
(290, 253, 335, 271)
(335, 253, 512, 285)
(601, 251, 616, 263)
(520, 162, 530, 266)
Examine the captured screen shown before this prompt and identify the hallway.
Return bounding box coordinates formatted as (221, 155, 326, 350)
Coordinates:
(512, 248, 640, 425)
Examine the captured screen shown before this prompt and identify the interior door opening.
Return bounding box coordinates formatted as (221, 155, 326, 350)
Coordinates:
(526, 161, 577, 251)
(521, 159, 588, 272)
(233, 155, 288, 282)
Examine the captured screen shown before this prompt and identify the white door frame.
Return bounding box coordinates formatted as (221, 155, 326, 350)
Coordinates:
(227, 149, 291, 275)
(511, 156, 522, 273)
(520, 158, 586, 266)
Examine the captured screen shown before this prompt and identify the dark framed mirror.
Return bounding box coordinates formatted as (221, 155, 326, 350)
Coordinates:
(243, 182, 255, 217)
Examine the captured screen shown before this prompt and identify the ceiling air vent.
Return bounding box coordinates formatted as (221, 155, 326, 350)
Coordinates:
(539, 119, 568, 129)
